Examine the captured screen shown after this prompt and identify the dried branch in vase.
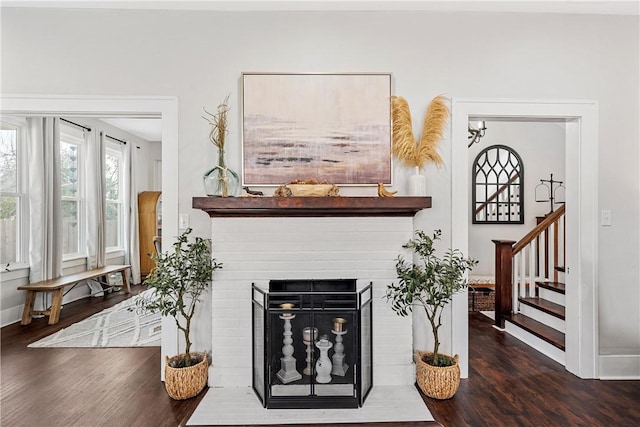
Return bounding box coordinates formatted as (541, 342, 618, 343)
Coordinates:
(202, 94, 231, 151)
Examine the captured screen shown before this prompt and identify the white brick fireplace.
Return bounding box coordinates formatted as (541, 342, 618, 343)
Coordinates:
(193, 197, 430, 390)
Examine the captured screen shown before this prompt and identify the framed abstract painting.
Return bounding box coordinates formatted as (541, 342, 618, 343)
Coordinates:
(242, 72, 392, 186)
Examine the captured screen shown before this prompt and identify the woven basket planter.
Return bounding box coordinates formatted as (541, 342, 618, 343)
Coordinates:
(416, 350, 460, 400)
(164, 352, 208, 400)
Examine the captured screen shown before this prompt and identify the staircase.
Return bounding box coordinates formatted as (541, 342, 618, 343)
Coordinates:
(493, 205, 566, 364)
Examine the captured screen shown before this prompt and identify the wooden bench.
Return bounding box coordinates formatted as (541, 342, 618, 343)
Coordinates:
(17, 264, 131, 325)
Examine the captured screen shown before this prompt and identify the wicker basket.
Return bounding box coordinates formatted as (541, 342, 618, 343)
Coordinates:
(415, 350, 460, 400)
(468, 287, 495, 312)
(164, 352, 208, 400)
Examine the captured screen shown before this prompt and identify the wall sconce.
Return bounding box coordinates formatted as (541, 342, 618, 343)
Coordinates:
(468, 120, 487, 147)
(535, 173, 565, 214)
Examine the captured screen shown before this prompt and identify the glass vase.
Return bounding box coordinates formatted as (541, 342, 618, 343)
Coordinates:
(203, 149, 240, 197)
(408, 166, 427, 196)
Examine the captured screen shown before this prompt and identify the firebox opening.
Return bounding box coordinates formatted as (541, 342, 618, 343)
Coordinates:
(252, 279, 373, 409)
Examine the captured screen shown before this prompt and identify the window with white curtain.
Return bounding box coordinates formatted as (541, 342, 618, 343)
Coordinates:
(0, 120, 27, 266)
(1, 119, 134, 270)
(60, 123, 85, 259)
(105, 143, 124, 251)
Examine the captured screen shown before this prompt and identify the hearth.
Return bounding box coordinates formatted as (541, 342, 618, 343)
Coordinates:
(252, 279, 373, 409)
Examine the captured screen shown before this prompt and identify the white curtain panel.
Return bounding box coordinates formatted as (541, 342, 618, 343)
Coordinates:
(124, 142, 141, 284)
(86, 131, 106, 269)
(26, 117, 63, 282)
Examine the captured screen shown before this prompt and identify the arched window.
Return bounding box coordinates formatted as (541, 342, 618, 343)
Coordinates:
(472, 145, 524, 224)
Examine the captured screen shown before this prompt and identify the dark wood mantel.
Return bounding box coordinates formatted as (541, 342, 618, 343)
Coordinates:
(192, 196, 431, 217)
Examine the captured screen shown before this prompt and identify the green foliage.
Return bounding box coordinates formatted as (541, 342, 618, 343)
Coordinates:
(0, 195, 17, 220)
(386, 229, 477, 367)
(0, 130, 18, 221)
(134, 228, 222, 367)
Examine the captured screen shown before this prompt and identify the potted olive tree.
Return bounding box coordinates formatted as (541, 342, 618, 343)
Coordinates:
(134, 228, 222, 400)
(386, 229, 476, 399)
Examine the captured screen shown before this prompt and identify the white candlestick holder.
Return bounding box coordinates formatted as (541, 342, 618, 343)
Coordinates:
(276, 314, 302, 384)
(315, 336, 333, 384)
(302, 327, 318, 376)
(331, 329, 349, 376)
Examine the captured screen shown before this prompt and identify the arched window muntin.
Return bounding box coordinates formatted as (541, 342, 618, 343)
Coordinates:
(472, 144, 524, 224)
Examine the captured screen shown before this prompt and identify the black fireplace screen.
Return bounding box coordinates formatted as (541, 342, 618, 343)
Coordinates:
(252, 279, 373, 409)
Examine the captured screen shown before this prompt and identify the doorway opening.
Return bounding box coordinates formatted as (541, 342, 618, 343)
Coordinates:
(450, 99, 599, 380)
(0, 94, 179, 376)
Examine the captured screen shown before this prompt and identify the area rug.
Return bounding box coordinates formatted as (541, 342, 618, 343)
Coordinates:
(187, 385, 435, 425)
(28, 289, 161, 348)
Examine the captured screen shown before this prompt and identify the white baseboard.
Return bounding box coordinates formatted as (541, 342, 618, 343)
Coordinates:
(1, 305, 23, 327)
(598, 354, 640, 379)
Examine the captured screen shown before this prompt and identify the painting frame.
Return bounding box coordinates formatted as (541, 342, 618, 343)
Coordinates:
(241, 72, 392, 186)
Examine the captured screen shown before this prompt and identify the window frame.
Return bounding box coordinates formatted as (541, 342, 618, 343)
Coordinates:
(59, 123, 86, 261)
(105, 141, 125, 253)
(0, 119, 29, 269)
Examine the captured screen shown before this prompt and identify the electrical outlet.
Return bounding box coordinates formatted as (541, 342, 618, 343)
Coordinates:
(179, 213, 189, 229)
(601, 210, 612, 226)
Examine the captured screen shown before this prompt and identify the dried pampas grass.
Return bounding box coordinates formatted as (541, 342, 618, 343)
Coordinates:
(391, 95, 448, 169)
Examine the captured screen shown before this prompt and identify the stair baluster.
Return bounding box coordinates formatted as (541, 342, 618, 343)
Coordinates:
(494, 205, 565, 328)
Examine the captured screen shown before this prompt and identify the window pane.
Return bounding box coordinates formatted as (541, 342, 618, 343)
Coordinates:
(105, 201, 120, 248)
(105, 153, 120, 201)
(0, 195, 18, 264)
(62, 200, 79, 254)
(0, 129, 17, 193)
(60, 142, 79, 198)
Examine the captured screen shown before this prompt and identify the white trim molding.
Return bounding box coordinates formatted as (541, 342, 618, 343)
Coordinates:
(451, 98, 599, 379)
(599, 354, 640, 380)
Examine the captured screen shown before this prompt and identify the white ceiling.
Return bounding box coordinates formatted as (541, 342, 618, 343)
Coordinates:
(101, 118, 162, 142)
(3, 0, 639, 15)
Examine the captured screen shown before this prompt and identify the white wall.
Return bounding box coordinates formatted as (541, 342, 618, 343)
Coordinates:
(1, 8, 638, 377)
(146, 143, 162, 191)
(75, 117, 159, 192)
(468, 120, 565, 278)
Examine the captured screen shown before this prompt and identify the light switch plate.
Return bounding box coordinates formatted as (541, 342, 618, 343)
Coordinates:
(179, 213, 189, 229)
(601, 210, 612, 226)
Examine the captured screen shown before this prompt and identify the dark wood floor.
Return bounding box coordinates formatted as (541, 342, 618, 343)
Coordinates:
(2, 290, 639, 427)
(428, 313, 640, 426)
